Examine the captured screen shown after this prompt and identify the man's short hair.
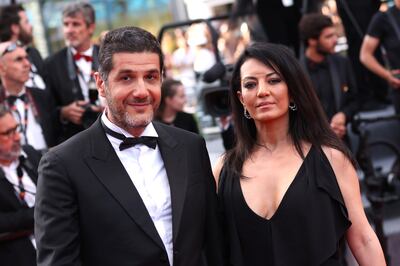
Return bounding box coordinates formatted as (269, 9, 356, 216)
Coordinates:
(62, 2, 95, 26)
(0, 4, 24, 42)
(98, 26, 164, 82)
(0, 103, 11, 119)
(298, 13, 333, 44)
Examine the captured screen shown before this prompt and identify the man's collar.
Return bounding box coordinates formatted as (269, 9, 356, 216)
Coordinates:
(101, 111, 158, 138)
(70, 45, 93, 56)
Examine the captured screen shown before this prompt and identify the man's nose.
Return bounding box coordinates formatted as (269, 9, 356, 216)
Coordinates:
(132, 79, 149, 98)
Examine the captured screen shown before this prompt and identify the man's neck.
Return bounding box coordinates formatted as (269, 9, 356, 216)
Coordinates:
(1, 79, 25, 95)
(73, 41, 92, 53)
(305, 47, 325, 63)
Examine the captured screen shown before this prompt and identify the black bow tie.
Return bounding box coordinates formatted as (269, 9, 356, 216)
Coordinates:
(101, 120, 157, 150)
(7, 94, 26, 106)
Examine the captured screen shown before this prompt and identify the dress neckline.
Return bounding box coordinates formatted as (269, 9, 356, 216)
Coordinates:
(237, 145, 314, 222)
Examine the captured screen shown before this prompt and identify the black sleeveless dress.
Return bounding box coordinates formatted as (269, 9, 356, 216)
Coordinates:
(218, 145, 351, 266)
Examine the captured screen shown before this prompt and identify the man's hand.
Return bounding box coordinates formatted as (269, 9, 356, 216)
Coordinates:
(388, 69, 400, 89)
(60, 100, 87, 125)
(330, 112, 347, 139)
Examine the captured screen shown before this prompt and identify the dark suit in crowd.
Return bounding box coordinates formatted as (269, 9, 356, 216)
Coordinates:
(43, 45, 99, 143)
(0, 145, 41, 266)
(35, 119, 224, 266)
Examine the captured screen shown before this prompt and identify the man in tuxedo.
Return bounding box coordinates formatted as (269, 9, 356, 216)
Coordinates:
(35, 26, 225, 266)
(0, 4, 47, 90)
(0, 41, 57, 151)
(0, 104, 42, 266)
(299, 13, 359, 141)
(44, 2, 101, 143)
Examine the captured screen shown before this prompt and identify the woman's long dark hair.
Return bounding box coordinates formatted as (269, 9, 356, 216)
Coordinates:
(225, 42, 355, 178)
(155, 78, 182, 120)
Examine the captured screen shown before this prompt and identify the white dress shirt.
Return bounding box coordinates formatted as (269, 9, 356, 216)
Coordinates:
(71, 46, 93, 102)
(9, 89, 47, 151)
(101, 113, 174, 266)
(1, 151, 37, 248)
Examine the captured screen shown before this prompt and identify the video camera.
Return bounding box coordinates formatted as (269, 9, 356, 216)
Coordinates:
(158, 14, 247, 117)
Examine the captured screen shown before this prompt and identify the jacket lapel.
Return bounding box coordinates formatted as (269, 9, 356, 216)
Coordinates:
(327, 56, 341, 110)
(0, 169, 25, 208)
(84, 119, 165, 250)
(153, 123, 187, 242)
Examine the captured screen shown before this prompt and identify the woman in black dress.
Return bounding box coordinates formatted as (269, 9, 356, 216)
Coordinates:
(155, 78, 199, 134)
(213, 42, 385, 265)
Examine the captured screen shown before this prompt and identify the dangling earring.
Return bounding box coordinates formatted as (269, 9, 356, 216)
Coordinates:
(243, 107, 252, 119)
(289, 102, 297, 111)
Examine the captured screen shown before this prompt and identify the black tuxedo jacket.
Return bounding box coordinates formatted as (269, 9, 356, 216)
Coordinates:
(301, 53, 360, 121)
(26, 86, 58, 148)
(35, 119, 226, 266)
(0, 145, 42, 266)
(27, 46, 45, 79)
(43, 46, 99, 143)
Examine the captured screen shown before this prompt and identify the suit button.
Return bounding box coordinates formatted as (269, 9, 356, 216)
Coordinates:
(173, 250, 179, 256)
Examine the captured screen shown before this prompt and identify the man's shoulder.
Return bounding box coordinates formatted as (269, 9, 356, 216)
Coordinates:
(154, 121, 202, 141)
(328, 53, 350, 66)
(44, 47, 68, 66)
(47, 123, 99, 158)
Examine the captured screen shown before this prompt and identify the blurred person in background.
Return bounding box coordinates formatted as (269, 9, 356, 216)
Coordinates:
(155, 78, 199, 134)
(0, 103, 42, 266)
(44, 2, 102, 143)
(213, 42, 385, 266)
(0, 41, 57, 151)
(336, 0, 389, 110)
(0, 4, 46, 91)
(299, 13, 359, 142)
(360, 0, 400, 114)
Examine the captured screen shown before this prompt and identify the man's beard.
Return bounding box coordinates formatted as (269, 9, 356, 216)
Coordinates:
(104, 86, 154, 130)
(0, 142, 21, 163)
(18, 28, 33, 45)
(316, 42, 331, 57)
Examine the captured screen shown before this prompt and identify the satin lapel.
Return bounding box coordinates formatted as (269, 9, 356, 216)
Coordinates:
(0, 169, 24, 208)
(154, 123, 187, 242)
(83, 119, 165, 250)
(327, 56, 341, 110)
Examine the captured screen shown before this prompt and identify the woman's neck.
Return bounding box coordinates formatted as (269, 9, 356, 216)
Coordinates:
(162, 106, 177, 123)
(255, 118, 291, 152)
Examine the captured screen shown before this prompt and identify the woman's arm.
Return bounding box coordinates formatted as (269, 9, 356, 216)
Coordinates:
(323, 147, 386, 266)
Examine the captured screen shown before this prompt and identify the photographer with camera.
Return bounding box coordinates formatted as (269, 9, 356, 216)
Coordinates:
(44, 2, 102, 143)
(360, 0, 400, 114)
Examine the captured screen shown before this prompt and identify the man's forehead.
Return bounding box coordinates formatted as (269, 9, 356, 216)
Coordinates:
(0, 113, 17, 129)
(111, 52, 161, 71)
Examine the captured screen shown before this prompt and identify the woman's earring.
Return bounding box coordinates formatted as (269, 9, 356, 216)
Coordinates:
(243, 107, 252, 119)
(289, 102, 297, 111)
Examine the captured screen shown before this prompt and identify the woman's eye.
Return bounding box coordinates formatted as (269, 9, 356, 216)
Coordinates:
(268, 78, 281, 85)
(243, 82, 257, 89)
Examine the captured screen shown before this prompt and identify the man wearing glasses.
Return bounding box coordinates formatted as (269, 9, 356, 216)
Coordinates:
(0, 41, 57, 151)
(0, 103, 42, 266)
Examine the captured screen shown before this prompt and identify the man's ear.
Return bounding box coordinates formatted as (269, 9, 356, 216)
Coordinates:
(94, 72, 106, 97)
(88, 23, 96, 37)
(11, 24, 20, 37)
(308, 38, 317, 47)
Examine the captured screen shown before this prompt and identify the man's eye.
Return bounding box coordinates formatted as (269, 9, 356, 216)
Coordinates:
(243, 82, 256, 89)
(145, 74, 159, 81)
(121, 76, 131, 81)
